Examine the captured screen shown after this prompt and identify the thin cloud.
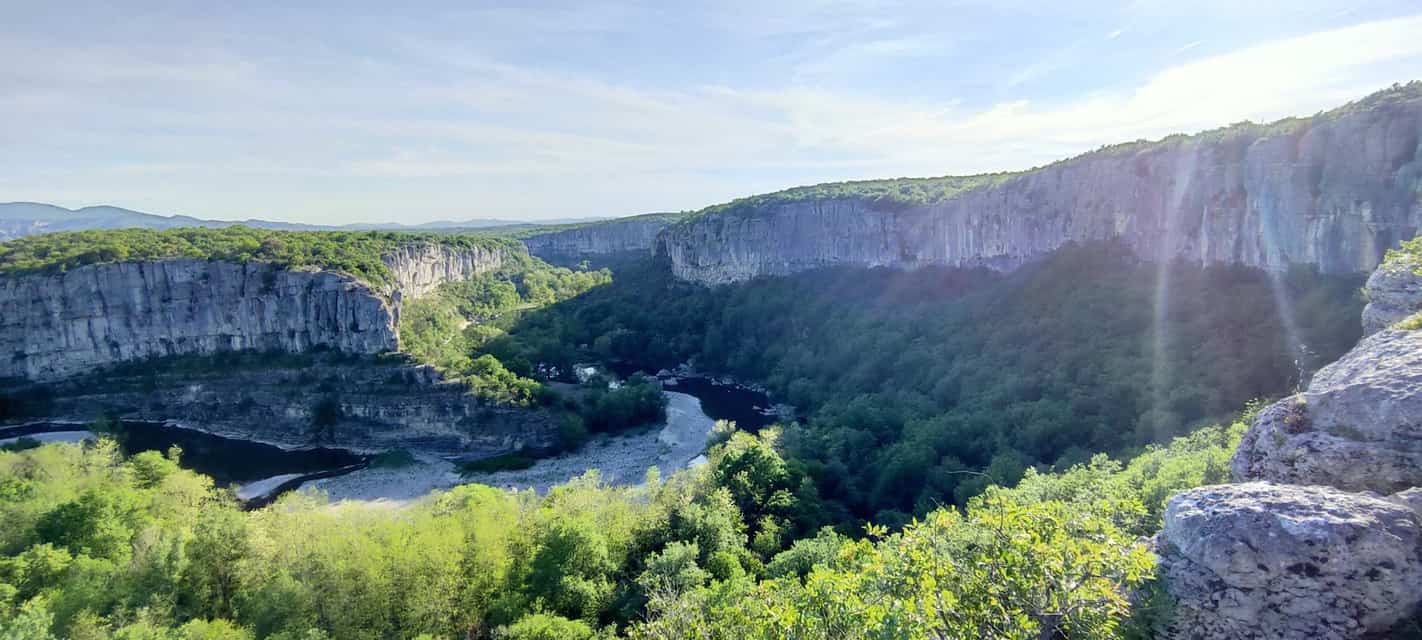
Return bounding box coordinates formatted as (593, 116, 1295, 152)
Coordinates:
(2, 9, 1420, 223)
(1172, 40, 1205, 55)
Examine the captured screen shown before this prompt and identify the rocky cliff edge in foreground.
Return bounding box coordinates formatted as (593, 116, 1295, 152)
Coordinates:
(1157, 248, 1422, 639)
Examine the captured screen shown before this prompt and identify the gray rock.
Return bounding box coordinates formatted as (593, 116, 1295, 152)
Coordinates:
(1231, 327, 1422, 494)
(1388, 488, 1422, 516)
(1362, 255, 1422, 335)
(522, 216, 670, 263)
(1157, 482, 1422, 640)
(0, 243, 509, 382)
(657, 90, 1422, 284)
(382, 241, 508, 300)
(25, 359, 558, 457)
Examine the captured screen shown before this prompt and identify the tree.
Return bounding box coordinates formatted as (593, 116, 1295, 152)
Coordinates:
(498, 614, 595, 640)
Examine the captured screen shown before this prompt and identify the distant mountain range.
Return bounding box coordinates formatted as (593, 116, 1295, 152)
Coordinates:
(0, 202, 606, 241)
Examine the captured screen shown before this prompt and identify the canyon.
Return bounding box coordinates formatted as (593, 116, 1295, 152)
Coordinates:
(657, 85, 1422, 284)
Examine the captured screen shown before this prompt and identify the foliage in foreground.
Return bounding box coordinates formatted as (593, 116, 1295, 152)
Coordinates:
(0, 416, 1244, 639)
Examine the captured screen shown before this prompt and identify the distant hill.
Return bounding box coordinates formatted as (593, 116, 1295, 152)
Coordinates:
(0, 202, 605, 241)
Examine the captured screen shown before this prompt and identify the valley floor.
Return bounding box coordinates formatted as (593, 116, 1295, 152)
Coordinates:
(306, 390, 715, 501)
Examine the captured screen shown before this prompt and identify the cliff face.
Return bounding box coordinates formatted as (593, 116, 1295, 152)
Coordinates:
(29, 360, 558, 457)
(659, 90, 1422, 284)
(0, 243, 508, 383)
(381, 242, 508, 299)
(522, 216, 671, 262)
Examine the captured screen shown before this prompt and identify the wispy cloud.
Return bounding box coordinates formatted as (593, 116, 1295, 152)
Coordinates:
(1172, 40, 1205, 55)
(2, 6, 1420, 223)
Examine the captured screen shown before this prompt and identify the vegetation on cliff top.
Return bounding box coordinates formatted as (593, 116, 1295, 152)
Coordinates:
(0, 226, 521, 288)
(495, 212, 687, 240)
(679, 81, 1422, 220)
(0, 412, 1244, 639)
(1392, 235, 1422, 271)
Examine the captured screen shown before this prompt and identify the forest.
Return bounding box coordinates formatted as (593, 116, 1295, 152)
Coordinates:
(481, 242, 1363, 525)
(0, 226, 519, 289)
(0, 234, 1384, 639)
(0, 414, 1243, 639)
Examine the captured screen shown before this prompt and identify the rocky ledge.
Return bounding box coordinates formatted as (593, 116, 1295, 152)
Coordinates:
(1362, 254, 1422, 335)
(19, 356, 557, 458)
(1230, 326, 1422, 494)
(1157, 250, 1422, 638)
(1158, 482, 1422, 640)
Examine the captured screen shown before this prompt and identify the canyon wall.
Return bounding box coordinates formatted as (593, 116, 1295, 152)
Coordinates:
(521, 215, 673, 263)
(381, 241, 509, 299)
(0, 242, 509, 382)
(29, 359, 558, 457)
(659, 87, 1422, 284)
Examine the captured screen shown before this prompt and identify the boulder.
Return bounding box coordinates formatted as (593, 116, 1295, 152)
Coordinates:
(1362, 255, 1422, 335)
(1157, 482, 1422, 639)
(1231, 327, 1422, 494)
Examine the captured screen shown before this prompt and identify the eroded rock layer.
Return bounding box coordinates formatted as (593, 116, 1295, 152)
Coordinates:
(659, 88, 1422, 284)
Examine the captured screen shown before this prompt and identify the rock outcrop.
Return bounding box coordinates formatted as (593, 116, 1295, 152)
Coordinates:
(0, 242, 509, 382)
(1230, 326, 1422, 494)
(24, 357, 558, 457)
(1233, 250, 1422, 494)
(1158, 249, 1422, 638)
(522, 214, 673, 263)
(1157, 482, 1422, 640)
(1362, 255, 1422, 334)
(658, 85, 1422, 284)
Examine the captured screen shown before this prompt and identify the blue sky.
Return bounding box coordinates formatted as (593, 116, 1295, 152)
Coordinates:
(4, 1, 1421, 224)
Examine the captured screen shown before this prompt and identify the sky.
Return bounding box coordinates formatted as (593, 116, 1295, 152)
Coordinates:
(3, 1, 1422, 225)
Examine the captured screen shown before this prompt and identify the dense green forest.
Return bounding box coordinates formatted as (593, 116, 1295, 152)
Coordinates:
(397, 264, 613, 407)
(0, 226, 518, 288)
(395, 261, 665, 445)
(0, 414, 1243, 639)
(481, 243, 1362, 524)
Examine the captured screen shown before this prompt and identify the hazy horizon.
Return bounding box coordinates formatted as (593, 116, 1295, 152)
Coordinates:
(6, 1, 1422, 225)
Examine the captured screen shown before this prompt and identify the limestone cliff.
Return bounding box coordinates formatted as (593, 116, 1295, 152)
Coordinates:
(0, 242, 509, 382)
(25, 358, 558, 458)
(521, 214, 674, 263)
(659, 84, 1422, 284)
(381, 241, 509, 299)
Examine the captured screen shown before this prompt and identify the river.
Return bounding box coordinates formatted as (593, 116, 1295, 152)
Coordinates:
(2, 372, 778, 504)
(0, 420, 366, 507)
(314, 372, 780, 500)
